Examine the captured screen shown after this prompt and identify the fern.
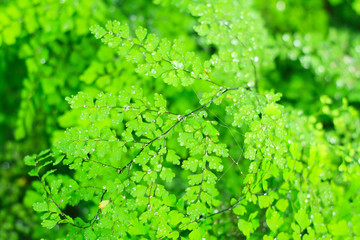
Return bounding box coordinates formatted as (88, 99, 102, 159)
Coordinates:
(22, 1, 360, 239)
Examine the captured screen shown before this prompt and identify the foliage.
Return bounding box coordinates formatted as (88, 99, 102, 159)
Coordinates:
(1, 0, 360, 239)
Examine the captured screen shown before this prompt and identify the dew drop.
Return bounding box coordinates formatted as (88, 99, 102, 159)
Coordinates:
(282, 34, 290, 42)
(171, 60, 184, 70)
(293, 40, 301, 48)
(276, 1, 286, 11)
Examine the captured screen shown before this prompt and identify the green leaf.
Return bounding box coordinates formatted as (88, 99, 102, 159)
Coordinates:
(160, 167, 175, 182)
(84, 228, 97, 240)
(41, 219, 58, 229)
(163, 71, 179, 87)
(291, 222, 301, 234)
(128, 219, 146, 235)
(266, 209, 283, 232)
(189, 228, 201, 240)
(38, 149, 51, 157)
(187, 202, 207, 220)
(135, 26, 147, 42)
(233, 205, 247, 216)
(41, 169, 57, 182)
(156, 221, 172, 238)
(53, 155, 65, 165)
(154, 93, 167, 112)
(131, 171, 144, 183)
(312, 212, 327, 233)
(166, 150, 180, 165)
(28, 169, 38, 177)
(263, 235, 274, 240)
(168, 231, 179, 239)
(238, 219, 253, 238)
(277, 232, 291, 240)
(131, 185, 147, 198)
(163, 194, 176, 207)
(90, 25, 107, 39)
(169, 210, 184, 226)
(176, 199, 184, 211)
(275, 199, 288, 212)
(24, 155, 36, 166)
(33, 201, 48, 212)
(264, 103, 281, 117)
(258, 195, 273, 209)
(145, 33, 159, 52)
(134, 152, 150, 166)
(194, 23, 209, 36)
(249, 211, 258, 220)
(204, 155, 223, 172)
(182, 157, 199, 172)
(188, 174, 202, 185)
(244, 146, 256, 160)
(294, 209, 310, 230)
(328, 220, 349, 236)
(112, 20, 129, 38)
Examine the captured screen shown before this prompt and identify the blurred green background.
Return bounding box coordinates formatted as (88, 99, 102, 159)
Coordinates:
(0, 0, 359, 239)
